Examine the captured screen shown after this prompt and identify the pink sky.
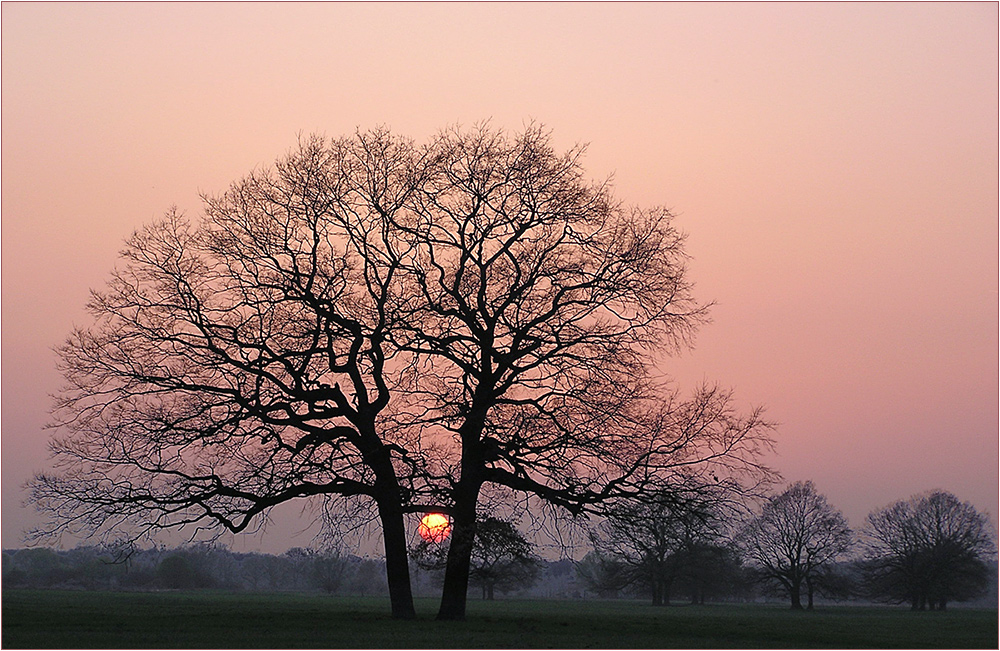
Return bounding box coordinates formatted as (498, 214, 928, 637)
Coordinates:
(2, 2, 997, 554)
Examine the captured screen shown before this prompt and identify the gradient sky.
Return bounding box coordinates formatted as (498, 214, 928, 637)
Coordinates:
(3, 2, 997, 554)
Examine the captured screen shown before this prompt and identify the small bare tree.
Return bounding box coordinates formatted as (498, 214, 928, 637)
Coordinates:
(739, 481, 853, 609)
(589, 485, 730, 606)
(410, 514, 541, 600)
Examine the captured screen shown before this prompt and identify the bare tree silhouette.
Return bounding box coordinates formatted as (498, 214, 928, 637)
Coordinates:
(589, 484, 730, 606)
(390, 124, 773, 620)
(739, 481, 853, 609)
(30, 133, 428, 619)
(31, 124, 775, 623)
(410, 514, 541, 600)
(862, 490, 994, 610)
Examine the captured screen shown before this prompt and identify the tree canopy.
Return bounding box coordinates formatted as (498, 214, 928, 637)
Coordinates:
(31, 124, 775, 620)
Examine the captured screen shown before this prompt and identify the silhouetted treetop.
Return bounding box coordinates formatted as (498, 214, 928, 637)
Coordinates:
(31, 123, 774, 622)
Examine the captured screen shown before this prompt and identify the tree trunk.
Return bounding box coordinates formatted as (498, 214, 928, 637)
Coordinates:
(437, 409, 491, 622)
(365, 439, 416, 620)
(652, 580, 663, 606)
(487, 582, 495, 600)
(806, 578, 814, 610)
(375, 490, 416, 620)
(789, 581, 803, 610)
(437, 482, 480, 620)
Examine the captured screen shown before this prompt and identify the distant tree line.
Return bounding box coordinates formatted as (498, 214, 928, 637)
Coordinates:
(2, 544, 388, 595)
(577, 484, 996, 611)
(0, 540, 576, 601)
(8, 487, 994, 611)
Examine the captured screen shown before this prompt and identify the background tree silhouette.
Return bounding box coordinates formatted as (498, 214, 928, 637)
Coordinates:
(739, 481, 853, 609)
(410, 514, 541, 600)
(862, 490, 994, 610)
(589, 487, 730, 606)
(574, 550, 632, 599)
(673, 541, 748, 605)
(466, 516, 541, 600)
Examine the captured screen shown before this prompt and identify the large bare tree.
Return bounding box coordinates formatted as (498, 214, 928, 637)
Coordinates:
(391, 124, 774, 620)
(31, 132, 427, 619)
(32, 124, 775, 623)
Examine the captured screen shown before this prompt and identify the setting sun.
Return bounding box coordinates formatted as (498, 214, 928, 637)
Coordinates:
(418, 513, 451, 543)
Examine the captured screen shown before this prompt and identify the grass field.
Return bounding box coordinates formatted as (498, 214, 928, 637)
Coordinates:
(2, 589, 997, 649)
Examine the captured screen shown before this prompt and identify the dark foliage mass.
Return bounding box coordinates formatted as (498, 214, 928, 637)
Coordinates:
(861, 490, 995, 610)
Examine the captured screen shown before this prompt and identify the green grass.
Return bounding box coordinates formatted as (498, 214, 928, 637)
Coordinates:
(2, 589, 997, 648)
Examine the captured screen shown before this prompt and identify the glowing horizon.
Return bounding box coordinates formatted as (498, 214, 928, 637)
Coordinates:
(2, 2, 996, 554)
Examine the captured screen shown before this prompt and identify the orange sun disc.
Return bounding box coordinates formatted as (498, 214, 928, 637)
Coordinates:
(418, 513, 451, 543)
